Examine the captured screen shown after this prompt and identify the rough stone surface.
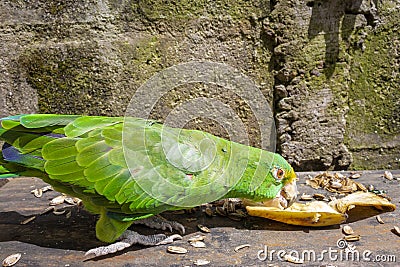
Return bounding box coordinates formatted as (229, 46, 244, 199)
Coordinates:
(270, 0, 399, 170)
(0, 0, 399, 170)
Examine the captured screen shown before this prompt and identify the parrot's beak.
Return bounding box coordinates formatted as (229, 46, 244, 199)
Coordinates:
(280, 180, 298, 209)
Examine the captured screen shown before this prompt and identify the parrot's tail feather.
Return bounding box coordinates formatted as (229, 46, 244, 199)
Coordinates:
(0, 144, 45, 179)
(1, 143, 45, 169)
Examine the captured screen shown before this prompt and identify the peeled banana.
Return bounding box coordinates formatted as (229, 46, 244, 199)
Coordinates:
(245, 192, 396, 227)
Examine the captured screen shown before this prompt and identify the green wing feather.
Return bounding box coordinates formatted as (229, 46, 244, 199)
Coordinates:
(0, 114, 293, 243)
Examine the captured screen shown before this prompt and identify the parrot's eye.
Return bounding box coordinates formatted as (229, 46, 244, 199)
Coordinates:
(272, 167, 285, 180)
(276, 168, 285, 179)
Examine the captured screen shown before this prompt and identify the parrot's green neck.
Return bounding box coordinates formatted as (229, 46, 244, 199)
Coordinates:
(220, 146, 283, 202)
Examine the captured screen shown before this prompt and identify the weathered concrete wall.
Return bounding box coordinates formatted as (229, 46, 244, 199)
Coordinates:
(271, 0, 399, 170)
(0, 0, 399, 170)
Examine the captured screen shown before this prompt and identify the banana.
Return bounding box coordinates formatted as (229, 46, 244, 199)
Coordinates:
(245, 192, 396, 227)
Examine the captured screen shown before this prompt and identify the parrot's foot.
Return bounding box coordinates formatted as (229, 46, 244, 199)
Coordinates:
(132, 215, 186, 235)
(85, 230, 182, 257)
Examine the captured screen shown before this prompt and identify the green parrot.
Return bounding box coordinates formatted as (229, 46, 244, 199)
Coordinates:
(0, 114, 297, 256)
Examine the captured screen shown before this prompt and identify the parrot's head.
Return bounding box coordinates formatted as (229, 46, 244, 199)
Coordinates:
(246, 153, 298, 210)
(270, 163, 298, 209)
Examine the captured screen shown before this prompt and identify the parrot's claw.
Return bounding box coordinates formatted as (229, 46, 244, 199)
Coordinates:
(85, 230, 183, 257)
(133, 215, 186, 235)
(156, 234, 183, 245)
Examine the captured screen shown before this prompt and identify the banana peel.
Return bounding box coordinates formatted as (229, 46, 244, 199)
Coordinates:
(245, 192, 396, 227)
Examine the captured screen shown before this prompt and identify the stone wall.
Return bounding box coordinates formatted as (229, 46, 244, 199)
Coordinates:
(0, 0, 398, 170)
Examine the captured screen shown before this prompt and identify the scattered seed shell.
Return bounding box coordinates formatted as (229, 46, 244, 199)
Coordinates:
(215, 206, 226, 216)
(234, 209, 247, 217)
(227, 214, 242, 221)
(393, 226, 400, 236)
(330, 181, 343, 189)
(188, 235, 205, 242)
(190, 241, 206, 248)
(73, 197, 82, 205)
(234, 244, 250, 252)
(313, 193, 325, 200)
(53, 209, 66, 215)
(300, 194, 313, 201)
(2, 253, 21, 267)
(384, 171, 393, 180)
(172, 210, 185, 215)
(344, 234, 360, 241)
(31, 188, 43, 198)
(64, 197, 76, 205)
(284, 254, 304, 264)
(335, 173, 345, 179)
(197, 224, 210, 233)
(20, 216, 36, 225)
(40, 206, 55, 215)
(342, 225, 355, 235)
(42, 185, 53, 192)
(193, 259, 210, 266)
(204, 207, 213, 217)
(50, 195, 66, 205)
(376, 215, 384, 224)
(167, 246, 187, 254)
(65, 210, 72, 219)
(349, 173, 361, 179)
(368, 184, 375, 191)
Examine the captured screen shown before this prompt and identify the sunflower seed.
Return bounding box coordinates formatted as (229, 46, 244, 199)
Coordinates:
(234, 244, 250, 252)
(188, 235, 205, 242)
(204, 207, 213, 217)
(190, 241, 206, 248)
(41, 185, 52, 191)
(393, 226, 400, 236)
(300, 194, 313, 201)
(73, 198, 82, 206)
(313, 193, 325, 200)
(193, 259, 210, 265)
(349, 173, 361, 179)
(65, 210, 72, 219)
(376, 215, 384, 224)
(227, 214, 243, 221)
(50, 195, 66, 205)
(342, 225, 354, 235)
(167, 246, 187, 254)
(384, 171, 393, 180)
(368, 184, 375, 191)
(335, 173, 345, 179)
(215, 207, 226, 217)
(344, 234, 360, 241)
(284, 254, 304, 264)
(31, 188, 43, 198)
(2, 253, 21, 267)
(64, 197, 76, 205)
(40, 206, 55, 215)
(330, 181, 343, 189)
(354, 182, 367, 192)
(20, 216, 36, 225)
(53, 209, 66, 215)
(197, 224, 210, 233)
